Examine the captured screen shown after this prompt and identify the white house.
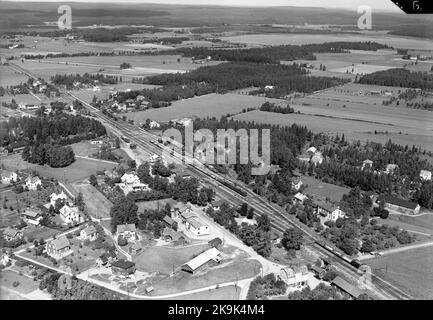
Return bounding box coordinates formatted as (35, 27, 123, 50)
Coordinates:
(362, 159, 373, 170)
(279, 265, 309, 287)
(121, 173, 140, 185)
(1, 170, 17, 184)
(25, 176, 42, 191)
(185, 217, 210, 236)
(311, 152, 324, 165)
(306, 146, 317, 154)
(21, 210, 43, 226)
(293, 192, 308, 205)
(0, 253, 10, 267)
(149, 120, 160, 129)
(116, 224, 137, 242)
(49, 191, 68, 207)
(420, 170, 432, 181)
(316, 201, 346, 222)
(59, 204, 83, 224)
(291, 178, 303, 191)
(385, 164, 398, 174)
(80, 225, 98, 241)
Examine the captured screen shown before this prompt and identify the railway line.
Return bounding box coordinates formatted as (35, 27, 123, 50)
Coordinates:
(66, 91, 412, 300)
(6, 59, 411, 299)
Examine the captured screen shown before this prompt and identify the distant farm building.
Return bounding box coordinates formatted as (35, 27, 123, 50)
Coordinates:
(379, 195, 420, 215)
(181, 248, 221, 274)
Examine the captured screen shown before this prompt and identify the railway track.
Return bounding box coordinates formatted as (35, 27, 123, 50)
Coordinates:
(65, 91, 413, 300)
(6, 60, 410, 299)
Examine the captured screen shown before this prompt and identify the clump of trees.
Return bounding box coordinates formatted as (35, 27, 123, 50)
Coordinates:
(22, 144, 75, 167)
(357, 68, 433, 90)
(259, 102, 295, 114)
(247, 274, 287, 300)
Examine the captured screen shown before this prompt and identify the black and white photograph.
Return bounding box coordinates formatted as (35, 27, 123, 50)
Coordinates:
(0, 0, 432, 304)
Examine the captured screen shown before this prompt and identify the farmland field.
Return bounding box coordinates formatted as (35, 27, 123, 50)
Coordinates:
(134, 243, 210, 274)
(163, 285, 241, 300)
(366, 246, 433, 299)
(0, 65, 29, 86)
(151, 259, 260, 295)
(233, 87, 433, 152)
(123, 93, 277, 122)
(0, 153, 118, 183)
(300, 175, 350, 203)
(0, 270, 39, 295)
(72, 183, 113, 219)
(44, 55, 222, 72)
(221, 33, 433, 50)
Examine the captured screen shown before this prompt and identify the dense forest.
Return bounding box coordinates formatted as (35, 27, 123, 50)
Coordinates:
(2, 114, 106, 167)
(145, 62, 348, 97)
(51, 73, 118, 89)
(357, 69, 433, 90)
(174, 42, 389, 63)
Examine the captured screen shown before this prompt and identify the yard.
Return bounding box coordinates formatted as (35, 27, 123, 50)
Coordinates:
(150, 259, 261, 296)
(365, 246, 433, 299)
(134, 243, 210, 274)
(163, 285, 241, 300)
(1, 153, 118, 183)
(72, 183, 113, 219)
(122, 93, 275, 123)
(0, 270, 39, 295)
(300, 175, 350, 203)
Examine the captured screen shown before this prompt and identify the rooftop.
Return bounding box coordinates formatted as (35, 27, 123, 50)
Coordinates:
(380, 195, 419, 210)
(182, 248, 221, 271)
(331, 276, 362, 298)
(117, 224, 136, 233)
(50, 236, 70, 250)
(111, 259, 135, 270)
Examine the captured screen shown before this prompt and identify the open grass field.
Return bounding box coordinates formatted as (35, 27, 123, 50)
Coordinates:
(374, 217, 433, 238)
(1, 153, 118, 183)
(123, 93, 275, 123)
(300, 175, 350, 203)
(0, 270, 39, 295)
(388, 214, 433, 232)
(163, 285, 241, 300)
(136, 198, 179, 212)
(221, 33, 433, 50)
(44, 54, 221, 72)
(0, 65, 29, 86)
(70, 141, 100, 157)
(151, 259, 260, 295)
(23, 226, 60, 242)
(233, 93, 433, 151)
(72, 183, 112, 219)
(366, 246, 433, 299)
(134, 243, 210, 274)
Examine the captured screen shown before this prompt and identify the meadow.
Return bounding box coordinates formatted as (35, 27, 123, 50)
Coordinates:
(366, 246, 433, 299)
(123, 93, 277, 123)
(1, 153, 118, 183)
(221, 33, 433, 50)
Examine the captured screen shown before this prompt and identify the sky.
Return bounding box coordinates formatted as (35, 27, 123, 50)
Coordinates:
(6, 0, 402, 12)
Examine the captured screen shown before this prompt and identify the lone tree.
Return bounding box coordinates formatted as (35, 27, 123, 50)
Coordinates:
(120, 62, 132, 69)
(238, 203, 248, 217)
(281, 227, 303, 251)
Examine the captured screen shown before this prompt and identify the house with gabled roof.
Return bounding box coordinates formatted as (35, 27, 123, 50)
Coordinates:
(60, 204, 83, 224)
(21, 209, 43, 226)
(49, 191, 68, 207)
(1, 170, 17, 184)
(80, 225, 98, 241)
(2, 227, 23, 241)
(181, 248, 221, 274)
(116, 224, 137, 242)
(25, 176, 42, 191)
(46, 236, 72, 259)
